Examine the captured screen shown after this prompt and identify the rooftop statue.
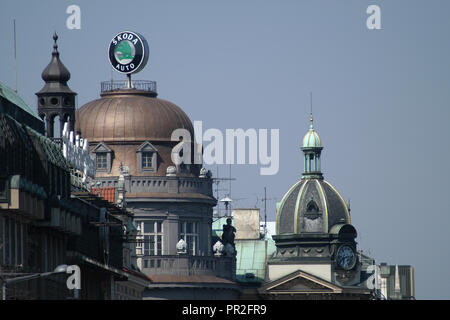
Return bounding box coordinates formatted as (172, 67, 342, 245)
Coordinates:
(221, 218, 236, 253)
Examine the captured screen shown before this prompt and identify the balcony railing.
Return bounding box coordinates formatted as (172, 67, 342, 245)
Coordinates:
(96, 176, 214, 197)
(140, 255, 235, 280)
(101, 80, 157, 94)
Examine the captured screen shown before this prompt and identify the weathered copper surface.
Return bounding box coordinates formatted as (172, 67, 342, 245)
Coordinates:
(75, 89, 197, 177)
(75, 89, 194, 143)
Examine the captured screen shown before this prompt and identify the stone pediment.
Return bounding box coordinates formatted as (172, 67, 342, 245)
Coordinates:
(93, 142, 112, 153)
(259, 269, 342, 295)
(137, 141, 158, 152)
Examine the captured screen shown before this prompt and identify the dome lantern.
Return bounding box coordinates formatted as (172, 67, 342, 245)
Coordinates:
(301, 114, 323, 179)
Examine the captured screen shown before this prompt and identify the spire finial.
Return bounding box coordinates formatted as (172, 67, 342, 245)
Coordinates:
(52, 32, 59, 55)
(40, 32, 71, 83)
(309, 91, 314, 129)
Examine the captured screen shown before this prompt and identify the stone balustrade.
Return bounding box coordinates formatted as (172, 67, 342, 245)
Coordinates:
(139, 255, 235, 281)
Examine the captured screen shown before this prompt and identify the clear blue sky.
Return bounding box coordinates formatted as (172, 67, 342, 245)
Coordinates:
(1, 0, 450, 299)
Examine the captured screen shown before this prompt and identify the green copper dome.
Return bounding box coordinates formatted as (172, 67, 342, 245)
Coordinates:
(301, 114, 322, 149)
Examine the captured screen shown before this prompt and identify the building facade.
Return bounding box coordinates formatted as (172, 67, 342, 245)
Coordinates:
(378, 264, 415, 300)
(258, 115, 372, 299)
(0, 34, 148, 300)
(1, 31, 415, 300)
(74, 42, 239, 298)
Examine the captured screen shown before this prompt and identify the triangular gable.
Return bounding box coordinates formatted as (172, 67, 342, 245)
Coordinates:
(137, 141, 158, 152)
(93, 142, 112, 153)
(259, 269, 342, 294)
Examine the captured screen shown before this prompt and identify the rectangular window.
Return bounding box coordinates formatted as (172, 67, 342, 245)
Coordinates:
(96, 153, 107, 169)
(43, 234, 48, 271)
(11, 220, 17, 266)
(1, 216, 5, 264)
(54, 237, 58, 267)
(157, 235, 162, 254)
(5, 217, 10, 265)
(135, 222, 143, 255)
(142, 152, 153, 169)
(0, 216, 3, 264)
(22, 224, 26, 267)
(179, 221, 199, 256)
(144, 221, 154, 233)
(16, 222, 22, 266)
(48, 235, 53, 270)
(143, 235, 155, 255)
(0, 217, 24, 265)
(135, 220, 163, 256)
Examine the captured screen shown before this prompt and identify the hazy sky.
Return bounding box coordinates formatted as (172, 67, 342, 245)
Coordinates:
(1, 0, 449, 299)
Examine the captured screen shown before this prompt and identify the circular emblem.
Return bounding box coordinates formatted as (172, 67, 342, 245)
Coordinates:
(108, 31, 149, 74)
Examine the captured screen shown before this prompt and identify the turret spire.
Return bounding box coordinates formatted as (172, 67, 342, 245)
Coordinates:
(301, 93, 323, 179)
(36, 33, 77, 138)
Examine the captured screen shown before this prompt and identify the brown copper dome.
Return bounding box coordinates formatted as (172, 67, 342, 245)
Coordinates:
(75, 89, 194, 143)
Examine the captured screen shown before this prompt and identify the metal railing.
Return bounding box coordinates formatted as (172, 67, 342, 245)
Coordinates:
(101, 80, 157, 93)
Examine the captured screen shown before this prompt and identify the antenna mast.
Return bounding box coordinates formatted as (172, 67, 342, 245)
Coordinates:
(260, 187, 277, 236)
(13, 19, 18, 93)
(212, 165, 236, 218)
(264, 187, 267, 235)
(229, 164, 232, 209)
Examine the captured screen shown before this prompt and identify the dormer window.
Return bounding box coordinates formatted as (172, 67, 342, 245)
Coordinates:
(307, 200, 319, 213)
(142, 152, 153, 169)
(93, 142, 113, 173)
(304, 199, 321, 220)
(96, 152, 107, 169)
(137, 141, 158, 173)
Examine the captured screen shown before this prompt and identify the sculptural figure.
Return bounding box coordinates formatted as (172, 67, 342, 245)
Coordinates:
(221, 218, 236, 250)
